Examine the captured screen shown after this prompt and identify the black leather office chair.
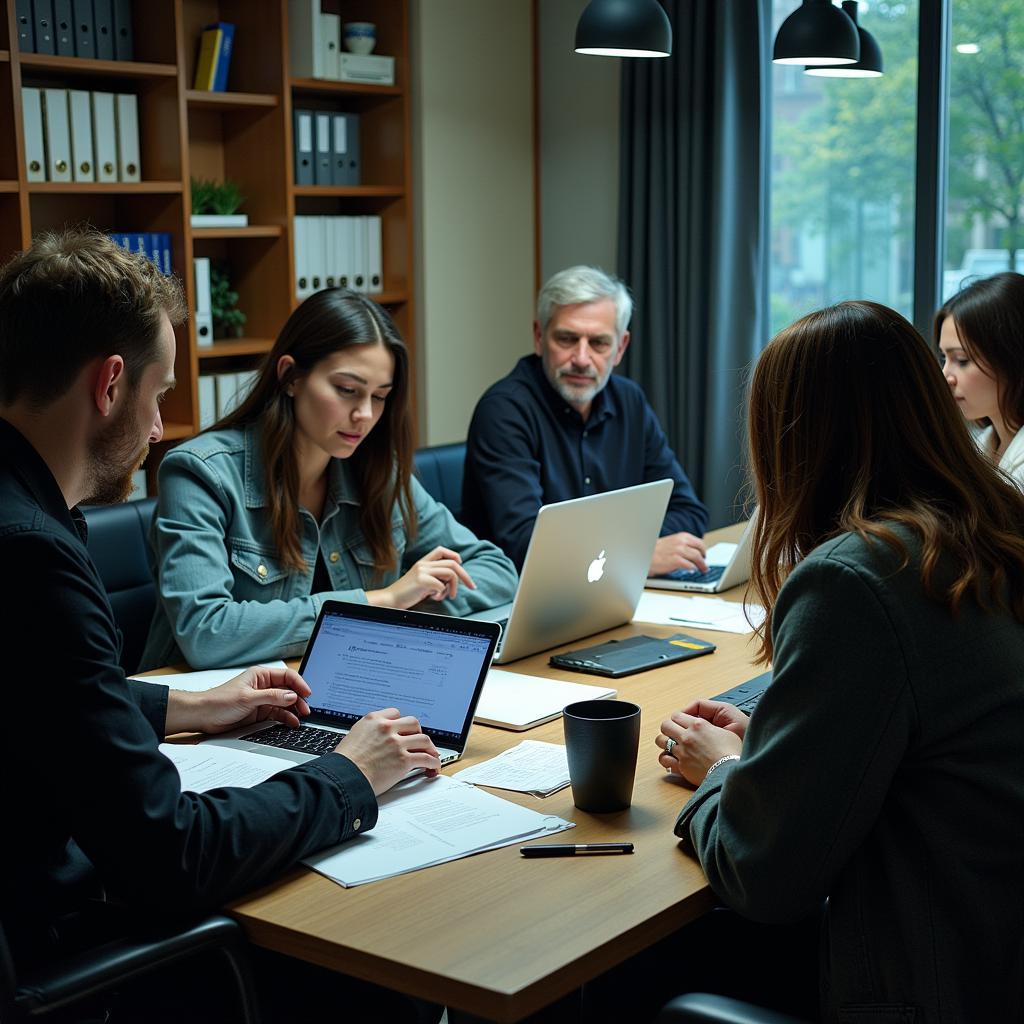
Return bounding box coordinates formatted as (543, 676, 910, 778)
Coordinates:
(82, 498, 158, 676)
(413, 442, 467, 521)
(656, 993, 811, 1024)
(1, 913, 261, 1022)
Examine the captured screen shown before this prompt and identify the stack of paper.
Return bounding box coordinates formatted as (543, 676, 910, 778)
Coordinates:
(634, 593, 766, 634)
(455, 741, 570, 797)
(474, 670, 616, 731)
(303, 775, 574, 887)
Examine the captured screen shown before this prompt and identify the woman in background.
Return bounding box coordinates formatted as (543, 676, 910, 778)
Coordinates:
(935, 270, 1024, 488)
(141, 289, 517, 670)
(658, 301, 1024, 1021)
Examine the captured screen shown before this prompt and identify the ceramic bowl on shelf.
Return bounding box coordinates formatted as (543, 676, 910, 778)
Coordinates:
(343, 22, 376, 55)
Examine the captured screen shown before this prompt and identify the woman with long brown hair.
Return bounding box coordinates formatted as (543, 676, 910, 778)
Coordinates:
(141, 289, 516, 670)
(657, 302, 1024, 1020)
(936, 271, 1024, 489)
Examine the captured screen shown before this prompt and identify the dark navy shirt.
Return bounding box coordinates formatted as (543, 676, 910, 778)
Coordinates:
(0, 418, 376, 969)
(462, 355, 708, 570)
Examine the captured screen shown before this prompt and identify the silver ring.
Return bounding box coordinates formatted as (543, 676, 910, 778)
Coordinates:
(665, 737, 676, 756)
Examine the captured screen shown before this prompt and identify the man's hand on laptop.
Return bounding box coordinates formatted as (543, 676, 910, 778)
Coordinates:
(369, 546, 477, 609)
(164, 666, 312, 736)
(335, 709, 442, 794)
(649, 532, 708, 576)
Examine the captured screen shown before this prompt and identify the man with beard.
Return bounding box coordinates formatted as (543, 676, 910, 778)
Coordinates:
(462, 265, 708, 573)
(0, 230, 442, 1016)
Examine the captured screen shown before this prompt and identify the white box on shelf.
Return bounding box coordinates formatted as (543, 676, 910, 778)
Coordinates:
(338, 53, 394, 85)
(190, 214, 249, 228)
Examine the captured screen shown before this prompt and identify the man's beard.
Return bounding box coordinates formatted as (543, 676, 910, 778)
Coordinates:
(82, 397, 149, 505)
(550, 363, 611, 407)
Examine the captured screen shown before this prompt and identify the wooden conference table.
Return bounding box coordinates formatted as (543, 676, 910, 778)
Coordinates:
(188, 524, 758, 1021)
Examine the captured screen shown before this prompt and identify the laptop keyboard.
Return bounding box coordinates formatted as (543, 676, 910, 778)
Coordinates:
(661, 565, 725, 584)
(245, 724, 343, 756)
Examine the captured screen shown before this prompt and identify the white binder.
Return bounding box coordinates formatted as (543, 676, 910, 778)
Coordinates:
(351, 215, 367, 293)
(198, 375, 217, 430)
(115, 93, 141, 182)
(42, 89, 72, 182)
(68, 89, 95, 182)
(367, 215, 383, 294)
(294, 215, 311, 300)
(193, 257, 213, 347)
(288, 0, 324, 79)
(22, 88, 46, 182)
(319, 13, 340, 80)
(91, 92, 118, 183)
(215, 372, 242, 419)
(323, 217, 337, 288)
(308, 215, 326, 292)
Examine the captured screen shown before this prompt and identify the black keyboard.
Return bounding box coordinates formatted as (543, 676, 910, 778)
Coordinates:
(660, 565, 726, 584)
(711, 671, 773, 714)
(245, 724, 343, 755)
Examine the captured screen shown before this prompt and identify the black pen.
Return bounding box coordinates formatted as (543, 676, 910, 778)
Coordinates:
(521, 843, 634, 857)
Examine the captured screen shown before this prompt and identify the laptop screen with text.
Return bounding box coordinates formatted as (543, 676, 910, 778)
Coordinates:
(301, 606, 495, 747)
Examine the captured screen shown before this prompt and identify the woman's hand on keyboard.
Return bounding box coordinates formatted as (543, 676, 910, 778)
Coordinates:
(336, 708, 442, 794)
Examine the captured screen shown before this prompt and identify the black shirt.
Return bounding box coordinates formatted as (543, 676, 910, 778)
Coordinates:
(462, 355, 708, 569)
(0, 418, 376, 968)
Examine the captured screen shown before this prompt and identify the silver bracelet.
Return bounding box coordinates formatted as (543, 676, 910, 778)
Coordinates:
(706, 754, 740, 777)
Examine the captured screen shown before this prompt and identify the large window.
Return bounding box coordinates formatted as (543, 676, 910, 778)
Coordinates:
(942, 0, 1024, 299)
(768, 1, 920, 336)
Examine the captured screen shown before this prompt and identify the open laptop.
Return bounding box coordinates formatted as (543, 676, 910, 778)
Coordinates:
(645, 513, 756, 593)
(470, 479, 673, 663)
(203, 600, 501, 766)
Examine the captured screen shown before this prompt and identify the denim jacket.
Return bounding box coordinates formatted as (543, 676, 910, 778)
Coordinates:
(140, 425, 518, 670)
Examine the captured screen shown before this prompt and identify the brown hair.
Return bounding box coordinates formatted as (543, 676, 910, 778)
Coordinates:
(0, 227, 186, 406)
(747, 300, 1024, 663)
(933, 271, 1024, 436)
(217, 289, 416, 574)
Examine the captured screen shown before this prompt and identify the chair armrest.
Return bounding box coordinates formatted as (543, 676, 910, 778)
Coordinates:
(15, 915, 252, 1018)
(656, 993, 811, 1024)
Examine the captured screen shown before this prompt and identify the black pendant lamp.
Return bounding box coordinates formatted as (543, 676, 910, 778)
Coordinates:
(773, 0, 859, 66)
(575, 0, 672, 58)
(805, 1, 883, 77)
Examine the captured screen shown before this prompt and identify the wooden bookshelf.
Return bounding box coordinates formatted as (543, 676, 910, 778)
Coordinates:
(0, 0, 416, 478)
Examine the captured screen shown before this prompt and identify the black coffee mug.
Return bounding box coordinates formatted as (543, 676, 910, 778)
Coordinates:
(563, 699, 642, 813)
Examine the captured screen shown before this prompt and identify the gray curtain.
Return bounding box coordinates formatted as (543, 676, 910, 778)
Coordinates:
(618, 0, 770, 528)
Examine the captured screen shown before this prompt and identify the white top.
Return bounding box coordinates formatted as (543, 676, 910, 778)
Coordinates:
(977, 425, 1024, 490)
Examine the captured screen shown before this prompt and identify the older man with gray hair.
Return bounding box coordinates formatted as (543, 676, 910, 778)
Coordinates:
(462, 265, 708, 573)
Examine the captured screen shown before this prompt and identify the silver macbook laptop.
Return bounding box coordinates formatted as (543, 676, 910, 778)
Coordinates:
(204, 601, 501, 766)
(645, 514, 755, 593)
(470, 479, 673, 663)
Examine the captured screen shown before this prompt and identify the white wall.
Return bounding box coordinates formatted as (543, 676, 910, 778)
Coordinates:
(537, 0, 621, 282)
(411, 0, 535, 446)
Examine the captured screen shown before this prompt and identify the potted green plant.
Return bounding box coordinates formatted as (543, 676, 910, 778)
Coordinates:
(210, 263, 247, 338)
(190, 177, 248, 228)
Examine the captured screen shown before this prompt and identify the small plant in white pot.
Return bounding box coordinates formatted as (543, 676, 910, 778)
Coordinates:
(190, 178, 248, 228)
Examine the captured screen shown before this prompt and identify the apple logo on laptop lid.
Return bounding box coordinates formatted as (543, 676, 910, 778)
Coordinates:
(587, 550, 606, 583)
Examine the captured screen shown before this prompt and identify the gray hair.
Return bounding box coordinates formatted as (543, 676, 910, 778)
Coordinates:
(536, 266, 633, 340)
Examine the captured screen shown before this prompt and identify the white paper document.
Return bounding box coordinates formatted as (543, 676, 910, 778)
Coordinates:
(634, 593, 766, 634)
(160, 742, 287, 792)
(475, 670, 616, 731)
(131, 662, 289, 692)
(303, 774, 574, 887)
(455, 740, 570, 797)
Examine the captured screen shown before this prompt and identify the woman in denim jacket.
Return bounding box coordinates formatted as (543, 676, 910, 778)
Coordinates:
(141, 290, 518, 670)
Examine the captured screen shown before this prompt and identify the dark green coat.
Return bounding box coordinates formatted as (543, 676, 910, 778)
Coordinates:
(678, 529, 1024, 1023)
